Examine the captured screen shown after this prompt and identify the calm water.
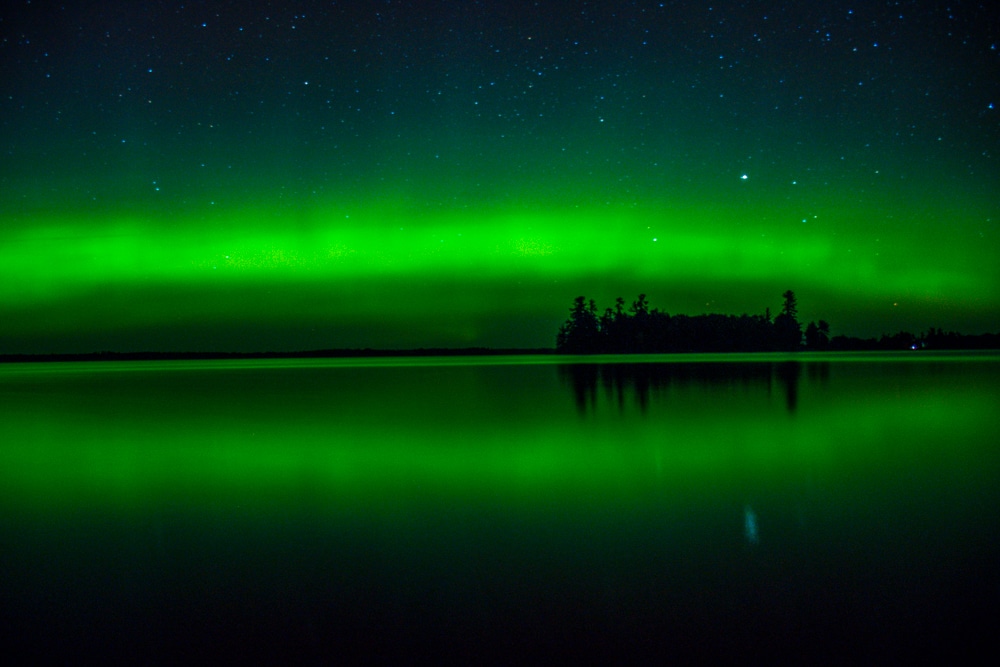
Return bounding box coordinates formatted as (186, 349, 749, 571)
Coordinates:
(1, 353, 998, 662)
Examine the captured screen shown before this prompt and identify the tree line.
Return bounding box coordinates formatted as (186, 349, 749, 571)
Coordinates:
(557, 290, 816, 353)
(555, 291, 998, 353)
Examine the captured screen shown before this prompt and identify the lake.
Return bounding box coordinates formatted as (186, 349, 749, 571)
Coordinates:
(1, 352, 997, 662)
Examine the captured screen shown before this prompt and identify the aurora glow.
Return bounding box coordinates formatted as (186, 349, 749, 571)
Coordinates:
(2, 1, 997, 353)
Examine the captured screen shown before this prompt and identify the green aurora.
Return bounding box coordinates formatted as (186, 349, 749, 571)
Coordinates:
(1, 1, 997, 353)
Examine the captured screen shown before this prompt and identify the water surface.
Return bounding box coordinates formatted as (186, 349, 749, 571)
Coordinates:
(1, 353, 997, 661)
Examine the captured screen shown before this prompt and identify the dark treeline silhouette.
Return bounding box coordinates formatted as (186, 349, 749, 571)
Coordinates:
(828, 328, 1000, 351)
(0, 347, 553, 364)
(556, 291, 999, 353)
(557, 290, 821, 353)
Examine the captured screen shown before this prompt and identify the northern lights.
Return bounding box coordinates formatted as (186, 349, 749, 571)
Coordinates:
(2, 1, 998, 353)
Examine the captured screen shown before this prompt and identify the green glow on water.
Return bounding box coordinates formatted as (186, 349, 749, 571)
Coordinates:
(1, 355, 997, 661)
(1, 355, 996, 516)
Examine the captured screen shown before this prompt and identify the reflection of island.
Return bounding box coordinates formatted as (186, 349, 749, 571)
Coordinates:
(559, 361, 824, 414)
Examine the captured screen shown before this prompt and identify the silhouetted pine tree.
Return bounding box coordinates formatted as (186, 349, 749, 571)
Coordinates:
(772, 290, 802, 351)
(805, 320, 830, 350)
(556, 296, 600, 353)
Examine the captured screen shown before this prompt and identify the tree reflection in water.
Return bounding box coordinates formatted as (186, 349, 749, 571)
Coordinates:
(558, 360, 829, 415)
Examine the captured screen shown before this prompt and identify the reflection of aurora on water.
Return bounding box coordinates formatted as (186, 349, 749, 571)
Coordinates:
(1, 355, 998, 662)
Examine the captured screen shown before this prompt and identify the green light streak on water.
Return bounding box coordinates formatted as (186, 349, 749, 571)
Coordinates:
(1, 355, 997, 518)
(1, 355, 997, 661)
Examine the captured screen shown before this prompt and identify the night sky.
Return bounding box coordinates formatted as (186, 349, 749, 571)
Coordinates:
(2, 1, 998, 353)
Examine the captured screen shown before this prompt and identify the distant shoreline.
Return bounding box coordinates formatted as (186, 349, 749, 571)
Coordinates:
(0, 348, 558, 364)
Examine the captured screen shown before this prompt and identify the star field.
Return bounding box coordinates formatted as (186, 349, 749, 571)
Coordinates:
(1, 1, 997, 352)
